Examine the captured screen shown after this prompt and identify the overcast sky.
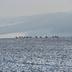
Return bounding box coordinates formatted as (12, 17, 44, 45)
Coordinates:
(0, 0, 72, 17)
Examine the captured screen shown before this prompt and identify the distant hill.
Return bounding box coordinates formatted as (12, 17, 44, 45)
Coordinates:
(0, 12, 72, 36)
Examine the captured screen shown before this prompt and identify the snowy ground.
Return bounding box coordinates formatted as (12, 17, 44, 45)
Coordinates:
(0, 37, 72, 72)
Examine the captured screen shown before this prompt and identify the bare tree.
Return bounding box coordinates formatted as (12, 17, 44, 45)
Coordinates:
(35, 36, 38, 38)
(45, 36, 48, 38)
(40, 36, 42, 38)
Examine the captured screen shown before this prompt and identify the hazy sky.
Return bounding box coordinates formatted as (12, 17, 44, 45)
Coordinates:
(0, 0, 72, 16)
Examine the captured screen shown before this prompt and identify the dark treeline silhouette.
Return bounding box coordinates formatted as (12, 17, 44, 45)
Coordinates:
(15, 35, 59, 39)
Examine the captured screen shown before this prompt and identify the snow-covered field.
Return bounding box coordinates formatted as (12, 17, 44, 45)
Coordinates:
(0, 37, 72, 72)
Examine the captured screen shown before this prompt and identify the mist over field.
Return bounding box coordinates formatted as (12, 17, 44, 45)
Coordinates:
(0, 12, 72, 37)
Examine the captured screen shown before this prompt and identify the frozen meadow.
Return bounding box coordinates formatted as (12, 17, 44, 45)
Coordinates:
(0, 37, 72, 72)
